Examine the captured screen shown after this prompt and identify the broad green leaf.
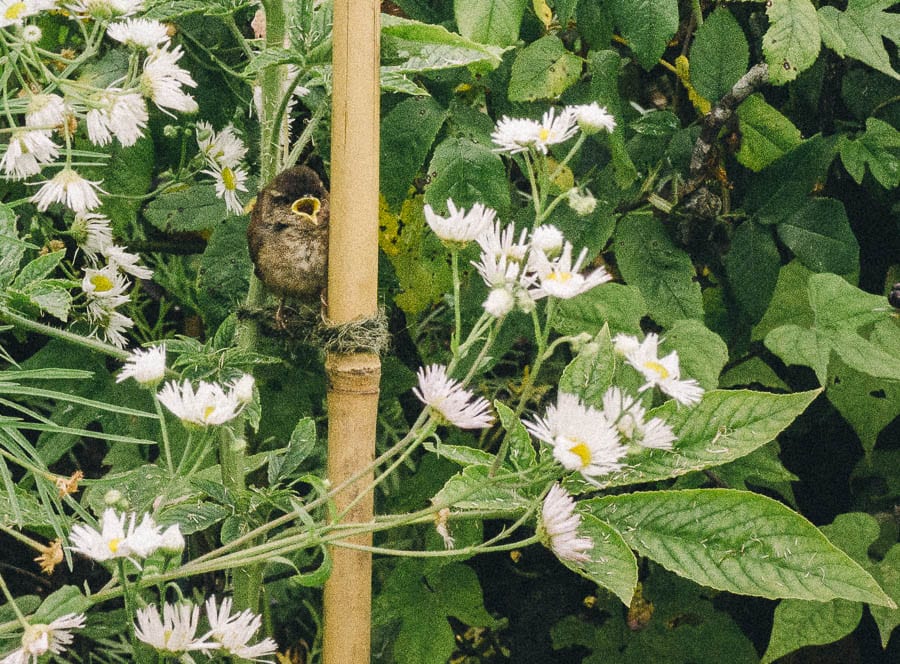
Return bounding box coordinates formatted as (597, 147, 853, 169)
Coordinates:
(158, 501, 231, 534)
(609, 0, 679, 71)
(570, 389, 820, 491)
(576, 0, 613, 50)
(660, 320, 728, 391)
(724, 220, 781, 321)
(752, 260, 815, 341)
(588, 50, 637, 187)
(0, 204, 25, 288)
(720, 357, 790, 392)
(762, 599, 861, 664)
(839, 117, 900, 189)
(196, 213, 251, 330)
(735, 93, 803, 171)
(495, 401, 536, 470)
(425, 136, 510, 214)
(870, 545, 900, 647)
(33, 586, 89, 622)
(714, 442, 798, 505)
(558, 326, 616, 409)
(145, 184, 228, 232)
(818, 0, 900, 80)
(11, 251, 64, 290)
(744, 135, 837, 226)
(380, 97, 448, 210)
(21, 282, 72, 322)
(268, 417, 317, 484)
(615, 213, 703, 327)
(764, 324, 831, 382)
(142, 0, 209, 19)
(586, 489, 895, 606)
(454, 0, 526, 47)
(507, 35, 583, 101)
(690, 7, 749, 101)
(426, 443, 495, 467)
(763, 0, 821, 85)
(566, 512, 638, 605)
(777, 198, 859, 274)
(433, 465, 530, 511)
(553, 283, 647, 338)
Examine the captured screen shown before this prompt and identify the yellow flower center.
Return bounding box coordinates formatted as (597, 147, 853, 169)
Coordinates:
(90, 274, 115, 292)
(569, 441, 592, 467)
(643, 360, 669, 379)
(5, 3, 26, 20)
(108, 537, 121, 553)
(203, 405, 216, 421)
(221, 166, 236, 191)
(547, 272, 572, 283)
(539, 128, 550, 141)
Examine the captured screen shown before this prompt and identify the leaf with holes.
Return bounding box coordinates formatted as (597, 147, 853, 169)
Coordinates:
(763, 0, 821, 84)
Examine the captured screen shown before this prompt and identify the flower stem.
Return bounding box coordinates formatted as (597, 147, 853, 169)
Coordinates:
(152, 395, 175, 476)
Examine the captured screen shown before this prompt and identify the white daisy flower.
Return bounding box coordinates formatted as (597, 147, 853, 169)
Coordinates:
(134, 603, 216, 656)
(141, 45, 198, 114)
(413, 365, 494, 429)
(203, 164, 248, 215)
(82, 265, 130, 310)
(424, 199, 496, 246)
(0, 129, 59, 180)
(568, 102, 616, 134)
(106, 17, 169, 49)
(476, 220, 529, 263)
(491, 116, 542, 154)
(203, 596, 278, 661)
(566, 188, 597, 216)
(71, 211, 113, 258)
(0, 0, 42, 28)
(196, 121, 247, 169)
(68, 508, 163, 562)
(483, 286, 515, 318)
(103, 244, 153, 279)
(540, 483, 592, 563)
(532, 107, 579, 153)
(21, 24, 41, 42)
(531, 242, 611, 299)
(525, 392, 627, 480)
(2, 613, 86, 664)
(529, 224, 564, 256)
(116, 344, 166, 386)
(31, 168, 103, 213)
(101, 309, 134, 348)
(86, 90, 148, 147)
(614, 333, 704, 406)
(602, 386, 675, 450)
(24, 93, 68, 130)
(158, 524, 185, 555)
(157, 379, 244, 427)
(66, 0, 143, 19)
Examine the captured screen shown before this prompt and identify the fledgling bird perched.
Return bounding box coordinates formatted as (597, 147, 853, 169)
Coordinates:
(247, 165, 329, 307)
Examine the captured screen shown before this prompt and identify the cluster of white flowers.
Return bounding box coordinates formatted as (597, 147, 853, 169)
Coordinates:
(134, 596, 277, 661)
(157, 374, 254, 427)
(196, 121, 250, 215)
(0, 613, 86, 664)
(68, 508, 183, 563)
(491, 102, 616, 155)
(614, 333, 704, 406)
(413, 364, 494, 429)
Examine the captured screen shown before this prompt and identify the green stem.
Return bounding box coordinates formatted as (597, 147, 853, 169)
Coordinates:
(0, 572, 28, 628)
(451, 248, 462, 357)
(152, 395, 175, 476)
(0, 308, 129, 361)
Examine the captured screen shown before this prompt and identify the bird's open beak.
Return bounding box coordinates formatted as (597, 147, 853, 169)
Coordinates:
(291, 196, 321, 224)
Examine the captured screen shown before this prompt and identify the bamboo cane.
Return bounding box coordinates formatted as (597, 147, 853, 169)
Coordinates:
(322, 2, 381, 663)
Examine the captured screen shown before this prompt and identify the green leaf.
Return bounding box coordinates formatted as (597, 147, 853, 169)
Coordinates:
(0, 204, 25, 288)
(615, 213, 703, 327)
(585, 489, 895, 606)
(818, 0, 900, 80)
(495, 401, 536, 470)
(425, 136, 510, 214)
(158, 501, 231, 534)
(762, 599, 862, 664)
(777, 198, 859, 274)
(196, 214, 252, 330)
(735, 93, 803, 171)
(558, 326, 616, 409)
(744, 134, 837, 226)
(588, 50, 638, 187)
(569, 389, 820, 491)
(660, 320, 728, 391)
(839, 117, 900, 189)
(553, 283, 647, 338)
(752, 260, 815, 342)
(870, 545, 900, 647)
(724, 220, 781, 321)
(33, 586, 89, 622)
(145, 184, 228, 232)
(576, 0, 614, 51)
(434, 465, 530, 511)
(143, 0, 211, 19)
(454, 0, 526, 47)
(507, 35, 583, 101)
(568, 511, 638, 605)
(268, 417, 317, 484)
(21, 281, 72, 322)
(609, 0, 679, 71)
(12, 251, 64, 290)
(690, 7, 749, 101)
(380, 97, 448, 210)
(763, 0, 821, 85)
(426, 443, 495, 467)
(720, 357, 791, 392)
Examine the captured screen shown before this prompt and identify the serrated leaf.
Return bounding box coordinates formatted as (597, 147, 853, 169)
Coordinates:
(196, 214, 251, 330)
(33, 586, 89, 622)
(585, 489, 895, 606)
(382, 14, 507, 73)
(144, 184, 228, 232)
(143, 0, 210, 19)
(158, 501, 231, 534)
(570, 389, 819, 491)
(818, 0, 900, 80)
(724, 220, 781, 321)
(588, 50, 638, 187)
(660, 320, 728, 391)
(690, 8, 749, 101)
(507, 35, 583, 101)
(839, 117, 900, 189)
(268, 417, 316, 484)
(495, 401, 535, 470)
(426, 443, 495, 467)
(380, 97, 448, 210)
(567, 512, 638, 605)
(736, 93, 803, 171)
(553, 283, 647, 337)
(763, 0, 821, 85)
(752, 260, 815, 342)
(777, 198, 859, 274)
(425, 136, 510, 214)
(615, 213, 703, 327)
(22, 281, 72, 322)
(609, 0, 679, 71)
(762, 599, 862, 664)
(12, 251, 64, 290)
(558, 326, 616, 408)
(0, 205, 25, 288)
(454, 0, 526, 47)
(434, 465, 530, 511)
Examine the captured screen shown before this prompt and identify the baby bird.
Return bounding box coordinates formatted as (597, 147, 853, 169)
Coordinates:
(247, 166, 329, 308)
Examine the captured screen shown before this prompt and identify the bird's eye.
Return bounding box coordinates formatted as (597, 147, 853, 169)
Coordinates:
(291, 196, 321, 223)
